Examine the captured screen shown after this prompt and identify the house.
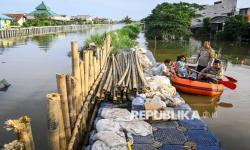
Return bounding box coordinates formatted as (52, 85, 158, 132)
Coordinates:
(4, 12, 26, 26)
(210, 16, 229, 37)
(239, 8, 250, 22)
(0, 14, 12, 30)
(192, 0, 237, 28)
(27, 1, 70, 21)
(72, 15, 93, 23)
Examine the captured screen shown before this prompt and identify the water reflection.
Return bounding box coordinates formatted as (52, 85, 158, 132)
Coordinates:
(180, 94, 233, 118)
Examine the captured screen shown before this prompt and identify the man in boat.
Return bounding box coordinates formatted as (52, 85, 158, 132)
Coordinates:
(152, 59, 173, 76)
(198, 59, 224, 83)
(196, 41, 216, 72)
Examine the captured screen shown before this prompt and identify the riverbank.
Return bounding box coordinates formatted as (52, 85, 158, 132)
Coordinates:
(0, 25, 107, 39)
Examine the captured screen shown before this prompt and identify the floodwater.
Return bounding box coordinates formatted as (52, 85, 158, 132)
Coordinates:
(0, 24, 123, 149)
(138, 33, 250, 150)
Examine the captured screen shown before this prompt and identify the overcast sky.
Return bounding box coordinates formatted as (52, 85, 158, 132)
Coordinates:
(1, 0, 250, 20)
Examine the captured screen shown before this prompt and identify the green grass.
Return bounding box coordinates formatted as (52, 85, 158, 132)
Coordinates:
(84, 24, 140, 53)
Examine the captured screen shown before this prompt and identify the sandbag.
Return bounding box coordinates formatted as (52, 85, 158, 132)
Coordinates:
(95, 119, 121, 132)
(119, 120, 152, 136)
(100, 108, 134, 121)
(93, 131, 132, 148)
(91, 140, 127, 150)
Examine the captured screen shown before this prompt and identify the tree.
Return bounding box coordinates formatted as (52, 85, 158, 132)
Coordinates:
(144, 2, 199, 40)
(121, 16, 133, 24)
(221, 15, 249, 41)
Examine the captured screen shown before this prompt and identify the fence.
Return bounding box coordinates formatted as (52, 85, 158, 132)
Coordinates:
(47, 34, 111, 150)
(0, 25, 90, 39)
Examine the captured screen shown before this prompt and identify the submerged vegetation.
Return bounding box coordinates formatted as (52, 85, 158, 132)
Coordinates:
(85, 24, 140, 53)
(144, 2, 201, 40)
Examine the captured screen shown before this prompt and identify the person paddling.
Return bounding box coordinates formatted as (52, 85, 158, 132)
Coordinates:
(198, 59, 224, 83)
(196, 41, 216, 72)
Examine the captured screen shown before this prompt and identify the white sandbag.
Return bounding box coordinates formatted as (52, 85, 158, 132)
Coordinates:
(101, 108, 134, 121)
(96, 119, 121, 132)
(150, 76, 171, 86)
(91, 140, 127, 150)
(93, 131, 132, 148)
(92, 140, 109, 150)
(119, 120, 152, 136)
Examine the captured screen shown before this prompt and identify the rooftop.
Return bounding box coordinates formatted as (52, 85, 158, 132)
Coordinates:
(28, 1, 60, 17)
(0, 14, 13, 20)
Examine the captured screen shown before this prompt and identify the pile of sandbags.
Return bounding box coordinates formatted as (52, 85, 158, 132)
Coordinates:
(91, 108, 153, 150)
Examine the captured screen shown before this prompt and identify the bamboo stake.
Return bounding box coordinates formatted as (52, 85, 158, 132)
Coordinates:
(83, 51, 90, 96)
(89, 50, 94, 86)
(47, 93, 60, 150)
(70, 77, 77, 126)
(71, 41, 82, 114)
(66, 75, 75, 129)
(56, 74, 71, 142)
(80, 61, 85, 103)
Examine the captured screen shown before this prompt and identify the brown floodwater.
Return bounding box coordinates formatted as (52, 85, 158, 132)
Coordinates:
(0, 24, 123, 150)
(137, 33, 250, 150)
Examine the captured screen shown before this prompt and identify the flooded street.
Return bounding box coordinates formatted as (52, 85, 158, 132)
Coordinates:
(0, 25, 122, 149)
(138, 33, 250, 150)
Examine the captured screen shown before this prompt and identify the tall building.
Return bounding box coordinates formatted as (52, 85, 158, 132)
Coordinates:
(192, 0, 237, 28)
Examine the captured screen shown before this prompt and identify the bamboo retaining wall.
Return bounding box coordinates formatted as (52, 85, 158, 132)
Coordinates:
(0, 25, 91, 39)
(47, 34, 111, 150)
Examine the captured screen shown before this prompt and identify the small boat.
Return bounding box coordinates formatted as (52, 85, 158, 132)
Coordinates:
(171, 76, 224, 97)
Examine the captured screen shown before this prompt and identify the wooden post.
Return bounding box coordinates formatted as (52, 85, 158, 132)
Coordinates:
(47, 93, 60, 150)
(83, 51, 90, 95)
(56, 74, 71, 143)
(89, 50, 94, 86)
(80, 61, 85, 103)
(71, 41, 81, 114)
(66, 75, 75, 129)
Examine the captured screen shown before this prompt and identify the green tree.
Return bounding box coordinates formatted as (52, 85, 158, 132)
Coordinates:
(121, 16, 133, 24)
(221, 15, 249, 41)
(144, 2, 199, 40)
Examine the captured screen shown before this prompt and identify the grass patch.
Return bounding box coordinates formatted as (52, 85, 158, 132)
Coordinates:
(84, 24, 140, 53)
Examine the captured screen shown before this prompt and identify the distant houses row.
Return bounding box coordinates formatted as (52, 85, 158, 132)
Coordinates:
(191, 0, 250, 36)
(0, 1, 113, 30)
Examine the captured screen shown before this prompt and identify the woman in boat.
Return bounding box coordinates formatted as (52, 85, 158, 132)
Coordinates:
(198, 59, 224, 83)
(196, 41, 216, 72)
(176, 55, 189, 77)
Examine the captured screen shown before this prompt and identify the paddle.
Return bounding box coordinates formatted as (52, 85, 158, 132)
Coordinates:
(217, 102, 233, 108)
(189, 69, 237, 90)
(224, 75, 237, 83)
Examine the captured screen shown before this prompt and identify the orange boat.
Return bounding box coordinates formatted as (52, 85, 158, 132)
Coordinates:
(171, 76, 224, 97)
